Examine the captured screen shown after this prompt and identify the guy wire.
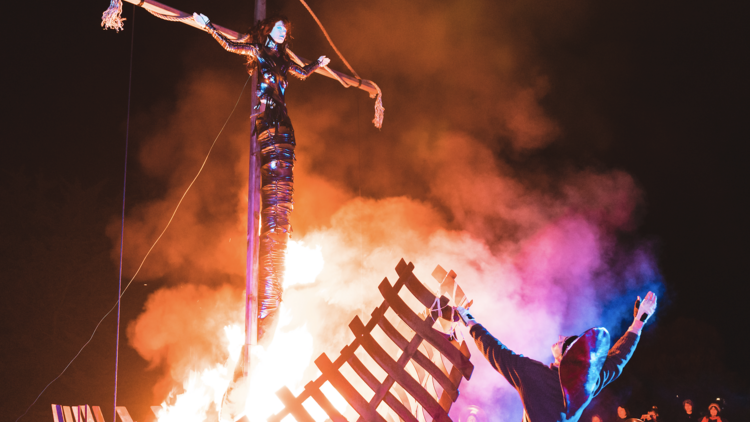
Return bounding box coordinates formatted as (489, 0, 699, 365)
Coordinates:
(113, 5, 137, 422)
(14, 45, 251, 422)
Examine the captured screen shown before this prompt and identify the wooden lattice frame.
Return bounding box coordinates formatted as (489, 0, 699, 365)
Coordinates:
(267, 259, 474, 422)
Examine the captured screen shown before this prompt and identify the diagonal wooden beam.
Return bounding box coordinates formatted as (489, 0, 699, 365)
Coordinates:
(350, 316, 450, 422)
(378, 317, 458, 401)
(379, 279, 474, 380)
(348, 354, 418, 422)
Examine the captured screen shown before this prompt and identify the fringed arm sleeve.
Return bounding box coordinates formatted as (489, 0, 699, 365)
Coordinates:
(205, 23, 259, 58)
(288, 59, 322, 80)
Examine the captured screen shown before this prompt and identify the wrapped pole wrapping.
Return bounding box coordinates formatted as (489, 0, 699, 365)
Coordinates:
(256, 128, 295, 340)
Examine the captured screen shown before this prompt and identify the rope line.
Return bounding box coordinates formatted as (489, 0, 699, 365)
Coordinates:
(113, 5, 136, 422)
(144, 8, 194, 22)
(295, 0, 384, 128)
(297, 0, 360, 79)
(13, 72, 252, 422)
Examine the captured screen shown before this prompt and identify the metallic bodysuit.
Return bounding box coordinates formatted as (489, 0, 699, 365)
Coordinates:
(207, 23, 321, 339)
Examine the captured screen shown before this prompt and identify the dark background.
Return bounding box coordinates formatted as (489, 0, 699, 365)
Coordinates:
(2, 1, 747, 421)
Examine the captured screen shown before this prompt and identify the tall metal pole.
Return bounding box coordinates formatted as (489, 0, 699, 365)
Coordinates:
(244, 0, 266, 376)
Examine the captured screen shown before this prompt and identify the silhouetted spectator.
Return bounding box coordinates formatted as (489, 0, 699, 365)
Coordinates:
(618, 405, 641, 422)
(680, 400, 700, 422)
(700, 403, 724, 422)
(641, 406, 661, 422)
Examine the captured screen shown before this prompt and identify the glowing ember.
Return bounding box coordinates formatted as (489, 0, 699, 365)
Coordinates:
(154, 240, 330, 422)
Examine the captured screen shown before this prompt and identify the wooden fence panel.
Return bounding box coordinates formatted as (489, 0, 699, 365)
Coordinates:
(268, 259, 473, 422)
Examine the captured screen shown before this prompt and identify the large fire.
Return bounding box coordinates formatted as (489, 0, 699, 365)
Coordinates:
(153, 240, 346, 422)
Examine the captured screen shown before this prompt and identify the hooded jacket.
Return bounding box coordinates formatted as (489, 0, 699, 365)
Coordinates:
(470, 324, 639, 422)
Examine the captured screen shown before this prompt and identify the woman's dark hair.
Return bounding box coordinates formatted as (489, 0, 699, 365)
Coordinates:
(617, 405, 630, 418)
(244, 15, 292, 74)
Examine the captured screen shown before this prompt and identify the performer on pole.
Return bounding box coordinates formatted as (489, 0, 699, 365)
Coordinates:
(193, 13, 330, 340)
(457, 292, 658, 422)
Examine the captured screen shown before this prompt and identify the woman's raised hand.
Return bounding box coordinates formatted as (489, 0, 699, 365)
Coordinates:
(193, 13, 209, 29)
(317, 56, 331, 67)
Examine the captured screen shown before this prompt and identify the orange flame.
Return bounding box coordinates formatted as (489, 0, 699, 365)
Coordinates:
(153, 240, 346, 422)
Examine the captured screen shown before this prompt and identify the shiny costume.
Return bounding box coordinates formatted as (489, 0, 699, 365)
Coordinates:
(206, 23, 322, 339)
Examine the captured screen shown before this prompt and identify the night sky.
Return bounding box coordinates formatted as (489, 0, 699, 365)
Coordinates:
(2, 1, 747, 422)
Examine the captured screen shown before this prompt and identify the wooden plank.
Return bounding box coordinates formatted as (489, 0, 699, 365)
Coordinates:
(347, 354, 381, 393)
(63, 406, 75, 422)
(378, 317, 458, 401)
(309, 387, 348, 422)
(395, 259, 411, 276)
(52, 405, 64, 422)
(379, 279, 473, 380)
(276, 386, 316, 422)
(84, 406, 95, 422)
(438, 341, 472, 411)
(432, 266, 471, 314)
(390, 384, 413, 416)
(115, 407, 134, 422)
(402, 272, 454, 322)
(92, 406, 106, 422)
(72, 405, 92, 422)
(348, 355, 418, 422)
(349, 317, 449, 422)
(316, 353, 387, 422)
(269, 341, 364, 421)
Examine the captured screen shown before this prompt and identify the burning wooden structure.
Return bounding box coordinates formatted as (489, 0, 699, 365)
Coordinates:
(267, 259, 473, 422)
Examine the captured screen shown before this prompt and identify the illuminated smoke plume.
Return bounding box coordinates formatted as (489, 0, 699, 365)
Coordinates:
(112, 0, 662, 420)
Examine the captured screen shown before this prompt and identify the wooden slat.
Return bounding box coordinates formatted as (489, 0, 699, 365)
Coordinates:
(310, 386, 348, 422)
(276, 386, 316, 422)
(115, 407, 134, 422)
(63, 406, 74, 422)
(394, 259, 413, 277)
(379, 279, 473, 380)
(83, 406, 95, 422)
(92, 406, 106, 422)
(349, 318, 450, 422)
(316, 353, 387, 422)
(269, 342, 365, 421)
(378, 317, 458, 401)
(348, 355, 417, 422)
(390, 384, 413, 416)
(432, 266, 465, 307)
(51, 405, 64, 422)
(347, 354, 381, 393)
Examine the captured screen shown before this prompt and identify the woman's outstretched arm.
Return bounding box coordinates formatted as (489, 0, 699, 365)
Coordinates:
(289, 56, 330, 80)
(193, 13, 259, 58)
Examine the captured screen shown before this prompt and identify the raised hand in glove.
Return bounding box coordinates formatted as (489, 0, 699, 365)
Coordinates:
(456, 306, 477, 327)
(630, 291, 657, 334)
(193, 13, 210, 29)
